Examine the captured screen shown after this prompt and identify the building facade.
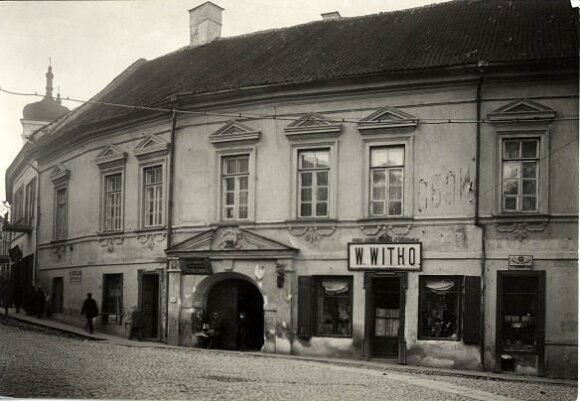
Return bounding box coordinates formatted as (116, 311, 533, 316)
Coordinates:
(4, 0, 578, 379)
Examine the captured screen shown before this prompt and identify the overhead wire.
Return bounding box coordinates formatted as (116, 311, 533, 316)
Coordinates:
(1, 85, 578, 125)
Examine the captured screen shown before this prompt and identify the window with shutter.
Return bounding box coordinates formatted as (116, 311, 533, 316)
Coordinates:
(463, 276, 481, 345)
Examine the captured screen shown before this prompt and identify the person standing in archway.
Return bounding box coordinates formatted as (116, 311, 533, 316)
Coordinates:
(238, 311, 249, 351)
(207, 311, 222, 349)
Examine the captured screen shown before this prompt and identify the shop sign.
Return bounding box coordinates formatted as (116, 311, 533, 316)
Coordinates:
(69, 270, 82, 284)
(508, 255, 533, 270)
(181, 258, 212, 275)
(348, 243, 421, 270)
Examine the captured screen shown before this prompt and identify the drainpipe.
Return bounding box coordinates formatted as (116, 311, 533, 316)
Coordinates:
(474, 60, 487, 371)
(165, 98, 179, 342)
(33, 161, 40, 287)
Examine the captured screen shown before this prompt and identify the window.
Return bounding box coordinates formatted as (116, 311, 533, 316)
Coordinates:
(298, 149, 330, 218)
(103, 173, 123, 231)
(102, 273, 123, 325)
(370, 146, 404, 216)
(502, 139, 539, 212)
(24, 178, 36, 224)
(222, 155, 249, 220)
(315, 277, 352, 336)
(12, 187, 24, 223)
(54, 187, 68, 240)
(419, 276, 461, 340)
(142, 165, 163, 227)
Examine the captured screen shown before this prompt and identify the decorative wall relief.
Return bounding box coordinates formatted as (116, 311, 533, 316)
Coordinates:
(53, 243, 73, 259)
(287, 224, 336, 244)
(137, 232, 166, 250)
(218, 228, 242, 250)
(417, 168, 473, 212)
(99, 236, 124, 253)
(495, 222, 548, 241)
(359, 224, 412, 238)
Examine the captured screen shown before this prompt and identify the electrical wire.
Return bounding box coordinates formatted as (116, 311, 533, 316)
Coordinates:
(1, 86, 578, 125)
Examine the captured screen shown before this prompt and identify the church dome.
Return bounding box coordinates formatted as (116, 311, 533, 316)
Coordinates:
(22, 65, 69, 122)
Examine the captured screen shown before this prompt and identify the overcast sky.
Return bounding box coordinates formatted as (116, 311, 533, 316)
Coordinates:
(0, 0, 452, 204)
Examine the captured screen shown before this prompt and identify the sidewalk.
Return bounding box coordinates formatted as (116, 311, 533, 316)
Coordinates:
(1, 309, 575, 387)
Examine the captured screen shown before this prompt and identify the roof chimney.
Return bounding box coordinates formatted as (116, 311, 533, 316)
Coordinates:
(321, 11, 341, 20)
(189, 1, 224, 47)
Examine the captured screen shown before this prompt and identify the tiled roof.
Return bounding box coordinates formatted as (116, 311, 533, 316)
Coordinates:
(45, 0, 579, 138)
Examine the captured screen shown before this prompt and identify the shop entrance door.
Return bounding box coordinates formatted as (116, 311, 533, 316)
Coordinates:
(207, 279, 264, 351)
(139, 272, 160, 340)
(496, 271, 545, 376)
(365, 274, 406, 361)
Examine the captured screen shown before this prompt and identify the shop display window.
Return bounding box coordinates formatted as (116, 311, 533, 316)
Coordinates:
(419, 276, 461, 340)
(102, 273, 123, 325)
(501, 276, 539, 353)
(315, 277, 352, 337)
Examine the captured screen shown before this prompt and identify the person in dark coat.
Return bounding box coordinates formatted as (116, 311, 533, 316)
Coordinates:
(13, 286, 23, 314)
(207, 311, 222, 349)
(0, 282, 12, 315)
(34, 285, 46, 319)
(238, 311, 249, 351)
(81, 293, 99, 334)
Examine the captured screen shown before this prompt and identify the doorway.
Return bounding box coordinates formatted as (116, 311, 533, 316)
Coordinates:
(206, 279, 264, 351)
(139, 272, 160, 340)
(496, 271, 545, 376)
(51, 277, 63, 313)
(365, 273, 406, 361)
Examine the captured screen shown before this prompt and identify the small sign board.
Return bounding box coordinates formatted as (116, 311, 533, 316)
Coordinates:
(69, 270, 82, 284)
(348, 243, 421, 270)
(508, 255, 533, 270)
(181, 258, 212, 275)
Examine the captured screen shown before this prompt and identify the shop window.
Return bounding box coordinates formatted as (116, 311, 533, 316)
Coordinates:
(502, 139, 539, 212)
(298, 149, 330, 218)
(102, 274, 123, 325)
(501, 275, 540, 353)
(297, 276, 352, 338)
(369, 146, 404, 216)
(221, 154, 249, 220)
(142, 165, 164, 228)
(103, 173, 123, 231)
(419, 276, 461, 340)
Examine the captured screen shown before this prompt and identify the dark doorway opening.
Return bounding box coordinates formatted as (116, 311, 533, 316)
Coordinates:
(496, 271, 545, 376)
(140, 272, 160, 339)
(51, 277, 63, 313)
(207, 279, 264, 351)
(365, 273, 407, 363)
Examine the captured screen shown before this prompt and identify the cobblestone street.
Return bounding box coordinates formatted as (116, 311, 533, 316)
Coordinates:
(0, 320, 576, 400)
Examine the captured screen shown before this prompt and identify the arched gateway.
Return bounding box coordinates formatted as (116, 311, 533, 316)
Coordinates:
(207, 278, 264, 350)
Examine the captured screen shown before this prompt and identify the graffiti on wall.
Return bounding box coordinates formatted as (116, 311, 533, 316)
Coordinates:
(417, 168, 473, 213)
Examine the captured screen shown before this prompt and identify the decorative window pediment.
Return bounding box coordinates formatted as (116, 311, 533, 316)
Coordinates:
(285, 112, 342, 140)
(488, 98, 556, 124)
(209, 121, 261, 146)
(358, 106, 418, 132)
(134, 135, 169, 159)
(95, 144, 127, 168)
(50, 164, 70, 185)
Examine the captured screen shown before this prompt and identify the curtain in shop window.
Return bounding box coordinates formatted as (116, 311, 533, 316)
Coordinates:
(425, 279, 455, 294)
(322, 280, 349, 295)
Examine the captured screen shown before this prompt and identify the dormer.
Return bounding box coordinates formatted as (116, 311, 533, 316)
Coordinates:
(134, 135, 170, 160)
(209, 120, 261, 147)
(358, 106, 418, 133)
(284, 112, 342, 140)
(487, 98, 556, 124)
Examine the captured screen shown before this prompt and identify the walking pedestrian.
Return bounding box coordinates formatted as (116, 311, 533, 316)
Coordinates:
(0, 281, 12, 315)
(81, 293, 99, 334)
(34, 285, 46, 319)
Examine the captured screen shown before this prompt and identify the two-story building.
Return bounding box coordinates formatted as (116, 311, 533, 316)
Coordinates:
(5, 0, 578, 378)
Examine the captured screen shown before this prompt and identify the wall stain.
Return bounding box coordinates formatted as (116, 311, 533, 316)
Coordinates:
(418, 168, 473, 212)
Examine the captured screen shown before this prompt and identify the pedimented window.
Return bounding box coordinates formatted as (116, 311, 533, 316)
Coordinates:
(285, 112, 342, 140)
(209, 120, 261, 146)
(358, 106, 418, 133)
(134, 135, 169, 160)
(95, 144, 127, 169)
(487, 98, 556, 124)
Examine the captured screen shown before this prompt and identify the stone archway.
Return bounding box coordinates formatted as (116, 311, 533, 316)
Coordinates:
(199, 274, 264, 351)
